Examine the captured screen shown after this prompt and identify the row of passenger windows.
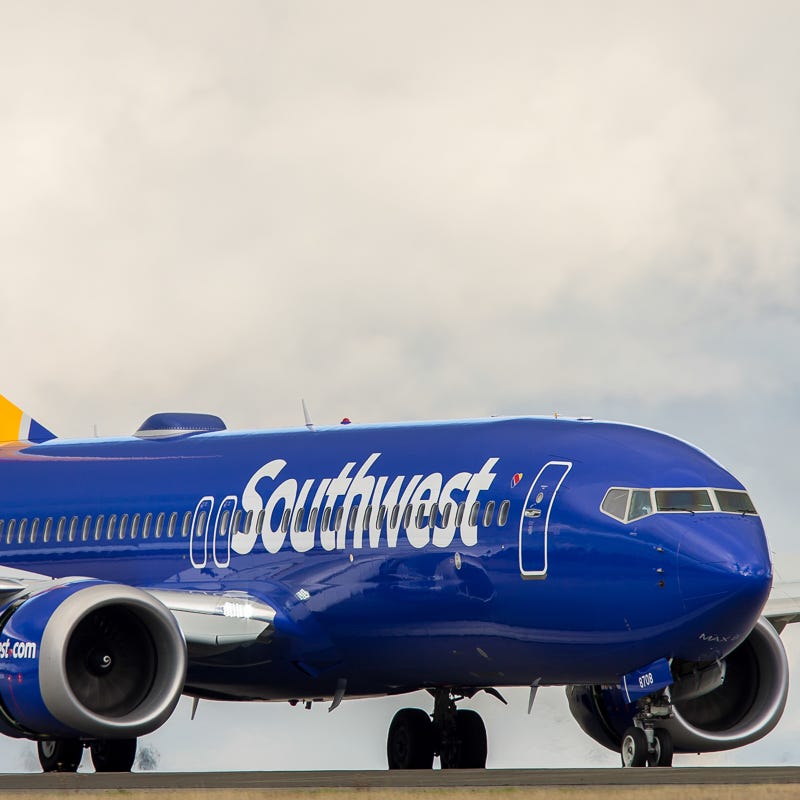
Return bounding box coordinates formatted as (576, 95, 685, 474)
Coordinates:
(601, 487, 757, 523)
(197, 499, 512, 539)
(0, 511, 194, 546)
(0, 499, 513, 547)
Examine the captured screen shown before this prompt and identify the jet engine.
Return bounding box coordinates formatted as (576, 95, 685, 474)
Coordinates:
(567, 617, 789, 754)
(0, 580, 186, 739)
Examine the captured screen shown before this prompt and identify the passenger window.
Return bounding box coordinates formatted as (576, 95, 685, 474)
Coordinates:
(107, 515, 117, 540)
(415, 504, 425, 527)
(30, 518, 39, 544)
(242, 510, 252, 534)
(81, 516, 91, 541)
(167, 512, 177, 538)
(256, 509, 265, 535)
(43, 517, 53, 543)
(468, 502, 480, 527)
(68, 516, 78, 542)
(308, 507, 318, 532)
(232, 509, 242, 534)
(376, 505, 387, 528)
(390, 505, 400, 528)
(441, 503, 452, 528)
(348, 506, 359, 531)
(130, 514, 141, 539)
(402, 505, 413, 528)
(363, 505, 372, 530)
(629, 490, 652, 521)
(56, 517, 66, 542)
(498, 500, 510, 526)
(193, 511, 205, 540)
(181, 511, 192, 538)
(0, 520, 4, 541)
(483, 500, 495, 527)
(294, 508, 305, 533)
(334, 507, 343, 531)
(142, 513, 152, 539)
(155, 512, 165, 538)
(6, 519, 15, 545)
(280, 508, 291, 534)
(428, 503, 438, 529)
(321, 507, 332, 532)
(455, 502, 466, 527)
(94, 515, 105, 541)
(601, 488, 629, 521)
(218, 509, 230, 537)
(17, 518, 27, 545)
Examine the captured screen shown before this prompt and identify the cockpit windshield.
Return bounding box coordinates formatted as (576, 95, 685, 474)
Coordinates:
(600, 487, 757, 523)
(655, 489, 713, 513)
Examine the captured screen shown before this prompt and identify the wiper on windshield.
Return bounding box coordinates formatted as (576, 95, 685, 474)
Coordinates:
(659, 507, 695, 514)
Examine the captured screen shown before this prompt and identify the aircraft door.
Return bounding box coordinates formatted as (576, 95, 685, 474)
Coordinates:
(190, 496, 214, 569)
(518, 461, 572, 579)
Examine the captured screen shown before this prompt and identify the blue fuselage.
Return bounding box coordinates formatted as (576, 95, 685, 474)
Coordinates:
(0, 417, 772, 702)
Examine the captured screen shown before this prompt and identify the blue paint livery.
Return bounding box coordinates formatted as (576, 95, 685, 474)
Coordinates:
(0, 405, 783, 767)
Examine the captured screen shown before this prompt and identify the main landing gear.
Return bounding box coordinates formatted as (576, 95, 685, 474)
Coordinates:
(620, 692, 674, 768)
(387, 689, 488, 769)
(37, 737, 137, 773)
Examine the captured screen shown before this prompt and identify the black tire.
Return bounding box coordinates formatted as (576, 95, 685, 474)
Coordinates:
(37, 739, 83, 773)
(648, 728, 673, 767)
(620, 726, 647, 768)
(441, 709, 487, 769)
(90, 738, 137, 772)
(387, 708, 434, 769)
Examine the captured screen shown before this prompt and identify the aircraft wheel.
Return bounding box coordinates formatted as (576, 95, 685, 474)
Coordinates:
(620, 726, 647, 768)
(387, 708, 434, 769)
(441, 709, 487, 769)
(90, 738, 137, 772)
(647, 728, 673, 767)
(37, 739, 83, 772)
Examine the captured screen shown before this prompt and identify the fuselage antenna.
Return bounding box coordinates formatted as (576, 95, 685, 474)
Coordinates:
(302, 399, 315, 431)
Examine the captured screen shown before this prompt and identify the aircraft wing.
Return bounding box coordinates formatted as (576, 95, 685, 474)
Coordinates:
(0, 567, 276, 650)
(764, 580, 800, 633)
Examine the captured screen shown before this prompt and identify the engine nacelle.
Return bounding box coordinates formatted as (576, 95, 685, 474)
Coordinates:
(0, 580, 187, 739)
(566, 616, 789, 754)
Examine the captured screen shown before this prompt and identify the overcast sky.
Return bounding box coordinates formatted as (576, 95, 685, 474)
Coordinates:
(1, 0, 799, 772)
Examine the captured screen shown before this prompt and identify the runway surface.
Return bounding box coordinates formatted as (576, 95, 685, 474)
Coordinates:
(0, 767, 798, 790)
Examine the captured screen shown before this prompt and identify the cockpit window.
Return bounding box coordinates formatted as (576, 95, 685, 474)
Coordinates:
(628, 490, 652, 521)
(655, 489, 713, 513)
(601, 488, 629, 521)
(601, 486, 758, 523)
(715, 490, 757, 514)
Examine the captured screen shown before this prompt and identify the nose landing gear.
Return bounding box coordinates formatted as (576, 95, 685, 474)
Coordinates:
(620, 692, 674, 768)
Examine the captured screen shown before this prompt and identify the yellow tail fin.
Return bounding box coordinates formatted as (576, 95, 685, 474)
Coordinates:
(0, 395, 56, 443)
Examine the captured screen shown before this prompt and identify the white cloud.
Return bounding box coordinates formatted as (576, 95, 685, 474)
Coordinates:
(0, 0, 798, 771)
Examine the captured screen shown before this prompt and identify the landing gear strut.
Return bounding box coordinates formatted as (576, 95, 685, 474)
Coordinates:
(387, 689, 487, 770)
(620, 692, 674, 768)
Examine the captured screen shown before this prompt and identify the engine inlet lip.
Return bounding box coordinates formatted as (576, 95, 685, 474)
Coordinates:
(670, 616, 789, 746)
(39, 583, 187, 738)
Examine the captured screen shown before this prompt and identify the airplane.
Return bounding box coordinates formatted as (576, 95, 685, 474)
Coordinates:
(0, 391, 796, 773)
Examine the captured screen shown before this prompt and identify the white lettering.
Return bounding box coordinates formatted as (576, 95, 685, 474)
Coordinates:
(224, 453, 499, 559)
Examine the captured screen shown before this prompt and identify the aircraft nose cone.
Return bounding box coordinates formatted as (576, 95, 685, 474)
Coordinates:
(677, 515, 771, 653)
